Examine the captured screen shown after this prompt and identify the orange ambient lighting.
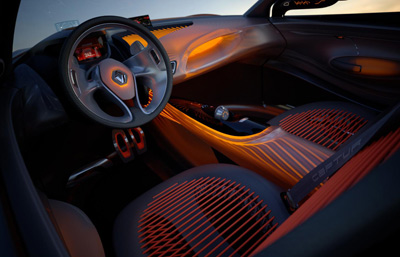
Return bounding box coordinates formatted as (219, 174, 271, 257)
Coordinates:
(110, 70, 128, 88)
(188, 37, 224, 59)
(351, 57, 400, 76)
(122, 26, 188, 47)
(99, 59, 135, 100)
(154, 104, 333, 189)
(185, 33, 240, 72)
(142, 89, 153, 108)
(123, 34, 148, 48)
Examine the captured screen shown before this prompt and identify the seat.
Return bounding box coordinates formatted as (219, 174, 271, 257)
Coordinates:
(113, 101, 377, 257)
(45, 199, 106, 257)
(113, 164, 290, 257)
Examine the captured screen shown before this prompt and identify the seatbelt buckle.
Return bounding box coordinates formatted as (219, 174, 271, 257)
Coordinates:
(281, 191, 298, 213)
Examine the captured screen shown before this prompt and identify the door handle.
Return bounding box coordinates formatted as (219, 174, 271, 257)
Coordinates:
(331, 58, 361, 73)
(331, 57, 400, 76)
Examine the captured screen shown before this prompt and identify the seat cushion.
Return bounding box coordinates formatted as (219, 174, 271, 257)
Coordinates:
(268, 101, 377, 151)
(113, 164, 290, 257)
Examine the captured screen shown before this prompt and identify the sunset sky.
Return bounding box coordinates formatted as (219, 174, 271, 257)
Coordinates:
(13, 0, 400, 51)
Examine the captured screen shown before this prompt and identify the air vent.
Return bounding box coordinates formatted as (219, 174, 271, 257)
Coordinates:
(171, 61, 177, 74)
(150, 49, 160, 64)
(279, 108, 368, 151)
(138, 177, 277, 257)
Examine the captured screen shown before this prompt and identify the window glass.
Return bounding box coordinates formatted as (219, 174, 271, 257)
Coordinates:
(14, 0, 259, 52)
(287, 0, 400, 16)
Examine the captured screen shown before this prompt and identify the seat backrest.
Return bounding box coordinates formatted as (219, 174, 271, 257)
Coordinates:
(47, 199, 105, 257)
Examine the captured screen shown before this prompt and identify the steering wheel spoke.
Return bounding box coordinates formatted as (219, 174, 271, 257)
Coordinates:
(97, 85, 134, 123)
(124, 46, 168, 115)
(124, 46, 166, 76)
(68, 59, 99, 95)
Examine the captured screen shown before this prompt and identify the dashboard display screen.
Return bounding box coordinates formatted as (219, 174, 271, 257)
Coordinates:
(75, 36, 106, 62)
(131, 15, 152, 27)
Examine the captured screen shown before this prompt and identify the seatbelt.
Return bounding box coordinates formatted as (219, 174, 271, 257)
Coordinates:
(283, 102, 400, 211)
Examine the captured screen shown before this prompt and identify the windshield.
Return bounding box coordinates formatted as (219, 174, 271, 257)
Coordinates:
(13, 0, 259, 52)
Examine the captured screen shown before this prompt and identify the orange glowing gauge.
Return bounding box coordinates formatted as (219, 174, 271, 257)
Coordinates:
(153, 104, 334, 189)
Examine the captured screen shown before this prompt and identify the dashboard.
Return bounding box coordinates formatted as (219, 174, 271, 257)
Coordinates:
(152, 16, 285, 84)
(17, 15, 285, 86)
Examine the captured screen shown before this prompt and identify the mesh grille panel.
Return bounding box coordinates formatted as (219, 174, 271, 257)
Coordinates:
(280, 108, 368, 150)
(139, 177, 277, 257)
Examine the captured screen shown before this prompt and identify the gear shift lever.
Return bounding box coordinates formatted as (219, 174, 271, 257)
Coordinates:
(214, 105, 230, 121)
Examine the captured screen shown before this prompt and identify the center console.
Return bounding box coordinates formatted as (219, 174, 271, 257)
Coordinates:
(169, 98, 286, 136)
(150, 99, 334, 189)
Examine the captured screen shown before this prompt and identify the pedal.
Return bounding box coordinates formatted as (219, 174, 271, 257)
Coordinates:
(127, 127, 147, 155)
(112, 129, 134, 163)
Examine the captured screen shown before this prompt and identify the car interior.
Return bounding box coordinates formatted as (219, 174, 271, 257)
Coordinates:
(1, 0, 400, 257)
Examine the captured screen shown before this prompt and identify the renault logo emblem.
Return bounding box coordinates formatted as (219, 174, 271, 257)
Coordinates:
(112, 70, 128, 86)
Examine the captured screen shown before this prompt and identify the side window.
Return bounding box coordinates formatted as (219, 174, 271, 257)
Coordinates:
(286, 0, 400, 16)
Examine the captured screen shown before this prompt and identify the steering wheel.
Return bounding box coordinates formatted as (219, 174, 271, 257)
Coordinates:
(59, 16, 173, 128)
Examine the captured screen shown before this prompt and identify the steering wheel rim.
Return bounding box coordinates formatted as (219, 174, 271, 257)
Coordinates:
(59, 16, 173, 128)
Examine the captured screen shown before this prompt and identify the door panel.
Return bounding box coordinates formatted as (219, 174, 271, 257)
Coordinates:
(268, 14, 400, 109)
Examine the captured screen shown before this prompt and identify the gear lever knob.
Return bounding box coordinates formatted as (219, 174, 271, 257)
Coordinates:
(214, 105, 230, 121)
